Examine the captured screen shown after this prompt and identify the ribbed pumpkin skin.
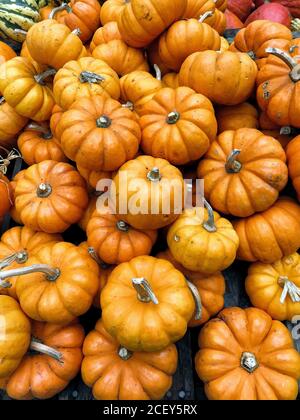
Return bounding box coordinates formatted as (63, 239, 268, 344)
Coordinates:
(0, 0, 41, 42)
(0, 41, 16, 65)
(90, 22, 122, 52)
(233, 198, 300, 263)
(286, 135, 300, 200)
(216, 103, 258, 133)
(182, 0, 216, 19)
(0, 101, 28, 148)
(100, 0, 127, 25)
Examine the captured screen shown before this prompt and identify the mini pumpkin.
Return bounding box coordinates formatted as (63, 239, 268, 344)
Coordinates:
(167, 201, 239, 274)
(92, 40, 149, 77)
(53, 57, 120, 110)
(204, 9, 226, 34)
(57, 95, 141, 172)
(100, 0, 127, 25)
(286, 135, 300, 200)
(179, 50, 258, 105)
(113, 155, 185, 230)
(233, 198, 300, 263)
(220, 36, 230, 51)
(26, 19, 87, 70)
(195, 307, 300, 400)
(0, 148, 17, 221)
(14, 160, 89, 233)
(147, 39, 170, 76)
(9, 170, 26, 225)
(216, 103, 259, 133)
(101, 255, 195, 351)
(50, 105, 64, 140)
(90, 21, 122, 52)
(0, 41, 16, 65)
(162, 72, 179, 89)
(77, 164, 112, 191)
(139, 87, 217, 166)
(197, 128, 288, 217)
(3, 320, 84, 400)
(246, 253, 300, 321)
(0, 296, 31, 381)
(0, 57, 55, 122)
(0, 226, 61, 299)
(182, 0, 216, 19)
(0, 99, 28, 149)
(17, 122, 67, 165)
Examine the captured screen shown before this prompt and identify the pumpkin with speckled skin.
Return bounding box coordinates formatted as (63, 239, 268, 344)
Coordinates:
(286, 135, 300, 200)
(216, 103, 258, 133)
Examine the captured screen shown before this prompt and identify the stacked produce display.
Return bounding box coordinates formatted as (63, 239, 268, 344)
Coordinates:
(0, 0, 300, 401)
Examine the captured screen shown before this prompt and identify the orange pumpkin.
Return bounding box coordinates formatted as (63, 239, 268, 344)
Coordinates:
(90, 21, 122, 52)
(39, 4, 54, 20)
(0, 99, 28, 149)
(9, 170, 26, 225)
(101, 256, 195, 351)
(117, 0, 187, 48)
(57, 95, 141, 172)
(87, 207, 157, 265)
(113, 155, 185, 230)
(92, 40, 149, 77)
(286, 135, 300, 200)
(157, 249, 225, 327)
(14, 160, 89, 233)
(259, 112, 292, 149)
(3, 320, 84, 400)
(50, 105, 64, 140)
(216, 103, 259, 133)
(100, 0, 127, 25)
(204, 9, 226, 34)
(17, 123, 67, 165)
(195, 307, 300, 400)
(197, 128, 288, 217)
(162, 72, 179, 89)
(179, 51, 258, 105)
(0, 226, 61, 299)
(246, 253, 300, 321)
(139, 87, 217, 165)
(182, 0, 216, 19)
(147, 39, 171, 76)
(0, 41, 16, 65)
(77, 164, 112, 191)
(26, 20, 87, 70)
(233, 198, 300, 263)
(82, 319, 178, 400)
(215, 0, 227, 11)
(49, 0, 101, 42)
(53, 57, 120, 110)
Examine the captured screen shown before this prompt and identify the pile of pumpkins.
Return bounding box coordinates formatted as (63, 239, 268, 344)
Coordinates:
(0, 0, 300, 401)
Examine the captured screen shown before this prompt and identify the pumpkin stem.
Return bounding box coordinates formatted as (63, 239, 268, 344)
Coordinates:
(278, 276, 300, 303)
(0, 251, 28, 270)
(118, 346, 132, 361)
(26, 122, 53, 139)
(247, 51, 256, 60)
(116, 220, 129, 232)
(37, 183, 52, 198)
(87, 247, 110, 269)
(0, 96, 5, 105)
(198, 10, 214, 23)
(240, 352, 259, 373)
(96, 115, 112, 128)
(153, 64, 162, 81)
(79, 71, 105, 84)
(279, 126, 292, 135)
(0, 264, 61, 282)
(147, 167, 161, 182)
(186, 279, 202, 321)
(30, 338, 64, 363)
(132, 277, 159, 304)
(13, 29, 27, 41)
(202, 199, 217, 233)
(49, 2, 71, 19)
(225, 149, 242, 173)
(0, 147, 22, 175)
(72, 28, 82, 36)
(265, 47, 300, 82)
(34, 68, 57, 85)
(166, 111, 180, 124)
(122, 101, 134, 111)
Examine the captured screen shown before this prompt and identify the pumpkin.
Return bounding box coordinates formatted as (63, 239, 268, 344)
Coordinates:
(267, 1, 300, 18)
(229, 20, 292, 63)
(139, 87, 217, 166)
(90, 21, 122, 52)
(0, 296, 31, 380)
(216, 0, 227, 11)
(0, 242, 100, 324)
(92, 40, 149, 77)
(197, 128, 288, 217)
(162, 72, 179, 89)
(100, 0, 127, 25)
(26, 19, 87, 70)
(0, 41, 16, 65)
(49, 0, 101, 42)
(0, 0, 40, 42)
(0, 226, 61, 299)
(147, 39, 170, 77)
(101, 255, 195, 351)
(157, 249, 225, 327)
(233, 198, 300, 263)
(57, 95, 141, 172)
(17, 122, 67, 165)
(87, 207, 158, 265)
(20, 40, 39, 66)
(0, 99, 28, 149)
(120, 66, 163, 115)
(195, 307, 300, 400)
(257, 49, 300, 128)
(245, 3, 291, 27)
(204, 9, 226, 34)
(286, 135, 300, 200)
(77, 164, 112, 191)
(78, 195, 97, 231)
(0, 148, 18, 221)
(0, 57, 55, 122)
(14, 160, 89, 233)
(113, 155, 185, 230)
(216, 103, 259, 133)
(167, 202, 239, 274)
(82, 319, 178, 400)
(179, 51, 258, 105)
(225, 9, 244, 29)
(182, 0, 216, 19)
(246, 253, 300, 321)
(220, 36, 230, 51)
(227, 0, 254, 21)
(117, 0, 187, 48)
(50, 104, 63, 140)
(259, 111, 292, 149)
(39, 4, 54, 19)
(157, 12, 221, 72)
(3, 320, 84, 400)
(53, 57, 120, 110)
(9, 170, 26, 225)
